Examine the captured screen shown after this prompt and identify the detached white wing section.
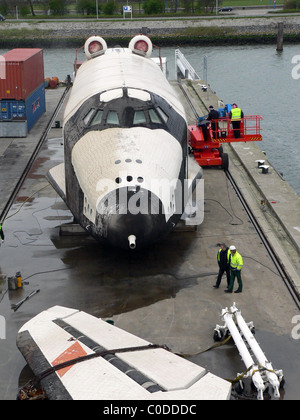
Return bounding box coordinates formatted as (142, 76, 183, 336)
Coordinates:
(64, 48, 186, 124)
(17, 306, 232, 400)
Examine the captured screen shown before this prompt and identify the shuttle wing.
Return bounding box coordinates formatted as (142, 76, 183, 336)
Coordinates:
(47, 163, 66, 201)
(16, 306, 231, 400)
(181, 156, 204, 224)
(187, 155, 203, 193)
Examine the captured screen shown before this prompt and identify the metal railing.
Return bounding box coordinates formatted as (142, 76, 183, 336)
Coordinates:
(210, 115, 263, 140)
(175, 49, 200, 81)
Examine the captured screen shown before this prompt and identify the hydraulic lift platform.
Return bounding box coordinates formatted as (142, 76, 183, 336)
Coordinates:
(189, 115, 263, 170)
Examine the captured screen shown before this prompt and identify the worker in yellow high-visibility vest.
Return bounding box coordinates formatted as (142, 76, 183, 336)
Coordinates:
(225, 245, 243, 293)
(229, 103, 244, 138)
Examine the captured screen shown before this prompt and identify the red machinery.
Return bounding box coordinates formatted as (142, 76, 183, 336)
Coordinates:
(189, 115, 263, 170)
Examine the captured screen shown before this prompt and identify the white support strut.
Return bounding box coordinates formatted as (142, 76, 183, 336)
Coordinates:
(216, 303, 284, 400)
(231, 304, 282, 399)
(222, 309, 266, 400)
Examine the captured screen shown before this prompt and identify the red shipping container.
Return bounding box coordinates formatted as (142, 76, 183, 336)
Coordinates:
(0, 49, 44, 100)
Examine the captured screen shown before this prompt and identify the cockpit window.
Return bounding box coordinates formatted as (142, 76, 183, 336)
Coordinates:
(107, 111, 119, 125)
(133, 110, 146, 125)
(156, 107, 169, 123)
(90, 110, 103, 126)
(83, 103, 168, 132)
(149, 108, 162, 124)
(84, 109, 96, 126)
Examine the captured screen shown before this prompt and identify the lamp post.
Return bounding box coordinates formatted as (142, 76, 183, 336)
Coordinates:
(203, 55, 209, 100)
(14, 5, 19, 20)
(96, 0, 99, 19)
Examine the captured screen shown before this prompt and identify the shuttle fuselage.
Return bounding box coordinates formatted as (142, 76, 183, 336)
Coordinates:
(47, 36, 202, 250)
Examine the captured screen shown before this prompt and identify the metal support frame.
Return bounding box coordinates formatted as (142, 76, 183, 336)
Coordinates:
(214, 303, 284, 400)
(175, 50, 200, 81)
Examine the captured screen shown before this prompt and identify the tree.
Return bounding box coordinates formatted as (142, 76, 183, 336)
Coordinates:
(0, 0, 35, 16)
(201, 0, 216, 13)
(49, 0, 65, 15)
(27, 0, 35, 16)
(284, 0, 299, 7)
(143, 0, 164, 14)
(76, 0, 97, 15)
(182, 0, 195, 13)
(103, 1, 115, 15)
(0, 0, 9, 15)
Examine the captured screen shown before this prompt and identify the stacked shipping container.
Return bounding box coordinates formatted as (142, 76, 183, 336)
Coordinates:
(0, 49, 46, 137)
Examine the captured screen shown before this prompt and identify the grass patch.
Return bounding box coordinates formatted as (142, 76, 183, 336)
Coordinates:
(270, 8, 300, 12)
(221, 0, 283, 5)
(179, 26, 234, 37)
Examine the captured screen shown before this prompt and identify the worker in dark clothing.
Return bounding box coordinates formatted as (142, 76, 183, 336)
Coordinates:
(0, 223, 4, 243)
(213, 243, 230, 288)
(197, 117, 209, 140)
(207, 105, 219, 139)
(229, 103, 244, 138)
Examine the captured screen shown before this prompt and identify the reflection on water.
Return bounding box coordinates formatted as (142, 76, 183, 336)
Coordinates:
(53, 232, 201, 317)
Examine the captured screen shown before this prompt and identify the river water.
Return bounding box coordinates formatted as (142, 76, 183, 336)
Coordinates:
(181, 44, 300, 198)
(1, 44, 300, 196)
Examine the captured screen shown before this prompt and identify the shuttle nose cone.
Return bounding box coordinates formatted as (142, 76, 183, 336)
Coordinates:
(106, 213, 167, 250)
(97, 187, 170, 250)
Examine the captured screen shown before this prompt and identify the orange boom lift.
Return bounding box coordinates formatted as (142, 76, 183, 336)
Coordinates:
(188, 109, 263, 170)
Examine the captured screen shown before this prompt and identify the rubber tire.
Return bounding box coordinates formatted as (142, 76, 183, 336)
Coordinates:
(234, 381, 245, 395)
(213, 330, 224, 342)
(221, 153, 229, 170)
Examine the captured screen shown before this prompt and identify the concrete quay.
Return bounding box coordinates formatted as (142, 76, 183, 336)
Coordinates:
(0, 88, 67, 218)
(0, 81, 299, 400)
(188, 79, 300, 299)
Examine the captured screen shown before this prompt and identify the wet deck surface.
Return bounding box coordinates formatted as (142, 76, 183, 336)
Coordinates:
(0, 89, 299, 400)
